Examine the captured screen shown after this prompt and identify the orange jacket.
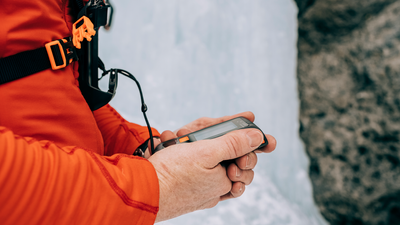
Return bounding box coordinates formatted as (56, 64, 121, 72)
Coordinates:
(0, 0, 160, 224)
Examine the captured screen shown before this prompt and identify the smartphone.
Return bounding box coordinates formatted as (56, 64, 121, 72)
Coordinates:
(153, 117, 268, 154)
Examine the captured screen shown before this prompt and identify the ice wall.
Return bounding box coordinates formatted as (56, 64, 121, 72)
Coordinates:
(99, 0, 328, 224)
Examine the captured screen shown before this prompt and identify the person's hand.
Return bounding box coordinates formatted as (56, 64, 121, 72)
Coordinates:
(158, 112, 275, 198)
(149, 113, 277, 222)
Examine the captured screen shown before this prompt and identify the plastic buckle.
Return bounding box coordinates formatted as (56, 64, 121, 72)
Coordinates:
(45, 39, 67, 70)
(72, 16, 96, 49)
(45, 38, 79, 70)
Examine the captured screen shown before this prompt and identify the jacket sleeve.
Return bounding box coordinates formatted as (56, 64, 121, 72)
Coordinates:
(0, 127, 159, 225)
(93, 104, 161, 156)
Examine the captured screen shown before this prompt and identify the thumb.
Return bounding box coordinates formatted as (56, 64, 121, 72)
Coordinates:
(201, 129, 264, 168)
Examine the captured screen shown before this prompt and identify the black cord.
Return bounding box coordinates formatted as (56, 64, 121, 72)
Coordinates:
(100, 68, 155, 155)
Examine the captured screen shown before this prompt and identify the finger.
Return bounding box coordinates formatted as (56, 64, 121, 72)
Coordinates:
(160, 130, 177, 142)
(203, 111, 255, 127)
(145, 138, 161, 158)
(144, 150, 151, 159)
(219, 129, 263, 160)
(235, 152, 258, 170)
(174, 111, 255, 135)
(254, 134, 277, 154)
(226, 163, 254, 185)
(200, 129, 263, 168)
(176, 128, 192, 137)
(220, 182, 245, 201)
(152, 137, 162, 147)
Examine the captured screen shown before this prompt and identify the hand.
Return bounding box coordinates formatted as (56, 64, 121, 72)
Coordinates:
(159, 112, 276, 198)
(149, 113, 277, 222)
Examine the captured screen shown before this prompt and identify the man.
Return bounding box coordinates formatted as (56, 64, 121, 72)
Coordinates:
(0, 0, 277, 224)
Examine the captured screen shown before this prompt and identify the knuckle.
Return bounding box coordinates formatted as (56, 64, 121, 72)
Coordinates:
(225, 134, 243, 159)
(198, 144, 215, 160)
(249, 152, 258, 167)
(195, 117, 211, 127)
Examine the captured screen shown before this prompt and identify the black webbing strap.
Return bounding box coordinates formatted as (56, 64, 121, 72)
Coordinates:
(1, 48, 51, 84)
(0, 40, 77, 85)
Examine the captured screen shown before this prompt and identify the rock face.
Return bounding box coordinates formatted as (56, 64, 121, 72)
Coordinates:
(295, 0, 400, 224)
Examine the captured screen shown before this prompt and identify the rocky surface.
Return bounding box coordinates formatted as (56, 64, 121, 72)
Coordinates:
(295, 0, 400, 224)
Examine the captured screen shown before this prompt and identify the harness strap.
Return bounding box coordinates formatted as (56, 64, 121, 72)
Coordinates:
(0, 13, 98, 86)
(0, 48, 51, 84)
(0, 38, 78, 85)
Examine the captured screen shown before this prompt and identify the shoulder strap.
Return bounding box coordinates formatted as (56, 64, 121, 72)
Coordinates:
(0, 38, 78, 85)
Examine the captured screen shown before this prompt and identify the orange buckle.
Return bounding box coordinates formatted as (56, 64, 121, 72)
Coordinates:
(45, 39, 67, 70)
(72, 16, 96, 49)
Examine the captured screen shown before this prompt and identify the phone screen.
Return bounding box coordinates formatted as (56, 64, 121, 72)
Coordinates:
(193, 121, 238, 141)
